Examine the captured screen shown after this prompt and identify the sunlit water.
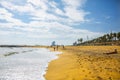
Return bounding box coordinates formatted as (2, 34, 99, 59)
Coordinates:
(0, 48, 60, 80)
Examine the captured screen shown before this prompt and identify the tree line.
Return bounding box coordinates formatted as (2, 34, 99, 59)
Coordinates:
(73, 32, 120, 46)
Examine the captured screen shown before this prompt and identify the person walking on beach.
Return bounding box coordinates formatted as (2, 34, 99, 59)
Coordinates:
(56, 45, 59, 50)
(54, 47, 55, 51)
(51, 41, 56, 51)
(62, 45, 65, 49)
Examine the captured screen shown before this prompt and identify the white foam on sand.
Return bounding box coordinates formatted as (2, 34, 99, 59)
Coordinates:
(0, 48, 61, 80)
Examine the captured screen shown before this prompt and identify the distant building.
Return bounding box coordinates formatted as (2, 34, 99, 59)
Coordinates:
(51, 41, 56, 46)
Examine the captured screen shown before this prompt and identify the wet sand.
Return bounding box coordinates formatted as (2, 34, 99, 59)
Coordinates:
(45, 46, 120, 80)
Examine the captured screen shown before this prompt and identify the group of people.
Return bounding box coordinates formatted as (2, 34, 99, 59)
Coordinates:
(51, 45, 65, 51)
(51, 41, 65, 51)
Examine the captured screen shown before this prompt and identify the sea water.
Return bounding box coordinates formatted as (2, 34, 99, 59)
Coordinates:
(0, 47, 60, 80)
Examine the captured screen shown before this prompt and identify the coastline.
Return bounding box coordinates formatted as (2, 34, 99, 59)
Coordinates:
(43, 49, 62, 79)
(45, 46, 120, 80)
(0, 47, 60, 80)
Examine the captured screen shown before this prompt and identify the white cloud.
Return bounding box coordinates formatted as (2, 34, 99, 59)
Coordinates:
(62, 0, 89, 22)
(0, 0, 89, 23)
(0, 8, 22, 26)
(0, 29, 23, 35)
(62, 0, 86, 8)
(64, 7, 89, 22)
(0, 0, 103, 45)
(27, 0, 48, 11)
(0, 1, 35, 13)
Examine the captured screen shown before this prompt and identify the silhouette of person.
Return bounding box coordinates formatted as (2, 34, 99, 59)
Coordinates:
(54, 47, 55, 51)
(63, 45, 65, 49)
(56, 45, 59, 50)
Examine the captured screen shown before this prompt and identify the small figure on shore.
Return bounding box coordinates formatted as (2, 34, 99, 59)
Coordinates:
(62, 45, 65, 49)
(51, 41, 56, 51)
(56, 45, 59, 51)
(54, 47, 55, 51)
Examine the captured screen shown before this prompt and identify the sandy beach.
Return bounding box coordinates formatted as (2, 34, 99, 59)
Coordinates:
(45, 46, 120, 80)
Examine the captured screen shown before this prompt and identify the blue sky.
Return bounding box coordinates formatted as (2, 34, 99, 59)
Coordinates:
(0, 0, 119, 45)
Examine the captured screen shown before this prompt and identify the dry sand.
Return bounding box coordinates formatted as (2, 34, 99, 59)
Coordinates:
(45, 46, 120, 80)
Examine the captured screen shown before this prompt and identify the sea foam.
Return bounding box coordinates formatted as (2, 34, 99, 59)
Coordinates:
(0, 48, 60, 80)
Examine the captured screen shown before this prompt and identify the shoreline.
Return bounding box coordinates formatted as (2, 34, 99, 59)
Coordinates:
(43, 49, 62, 79)
(45, 46, 120, 80)
(0, 47, 60, 80)
(43, 51, 62, 78)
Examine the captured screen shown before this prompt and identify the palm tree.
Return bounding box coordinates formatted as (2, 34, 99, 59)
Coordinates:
(73, 41, 77, 46)
(110, 32, 114, 41)
(98, 37, 102, 43)
(80, 38, 83, 43)
(103, 35, 107, 42)
(77, 38, 83, 44)
(117, 32, 120, 40)
(107, 33, 113, 42)
(106, 34, 110, 42)
(102, 35, 107, 45)
(113, 33, 117, 41)
(106, 34, 109, 42)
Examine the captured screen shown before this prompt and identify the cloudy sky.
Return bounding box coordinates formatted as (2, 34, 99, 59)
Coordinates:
(0, 0, 119, 45)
